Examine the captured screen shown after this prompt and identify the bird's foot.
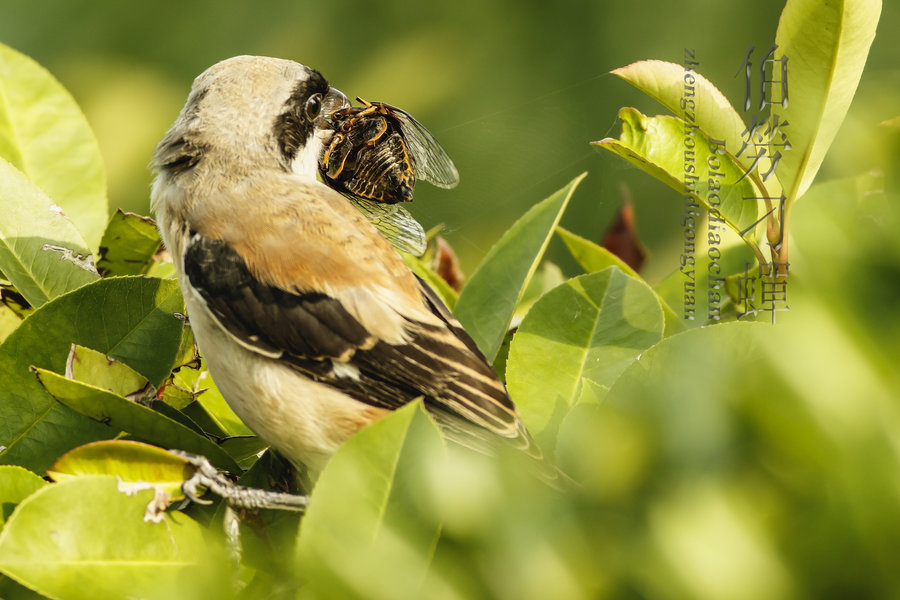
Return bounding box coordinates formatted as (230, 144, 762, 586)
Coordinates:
(171, 449, 309, 512)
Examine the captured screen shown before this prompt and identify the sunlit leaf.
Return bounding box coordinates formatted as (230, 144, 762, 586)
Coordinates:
(47, 440, 191, 501)
(578, 379, 608, 404)
(612, 60, 751, 168)
(186, 365, 254, 437)
(96, 210, 161, 276)
(594, 108, 762, 241)
(0, 466, 47, 526)
(557, 225, 638, 277)
(0, 158, 98, 308)
(296, 402, 445, 599)
(774, 0, 881, 201)
(0, 43, 108, 250)
(66, 344, 152, 399)
(557, 226, 684, 336)
(606, 321, 767, 414)
(0, 277, 184, 473)
(574, 322, 769, 501)
(0, 476, 222, 600)
(455, 173, 586, 361)
(507, 268, 664, 438)
(34, 370, 239, 473)
(0, 306, 20, 343)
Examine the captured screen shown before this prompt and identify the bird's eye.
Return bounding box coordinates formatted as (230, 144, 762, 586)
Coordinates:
(305, 93, 323, 120)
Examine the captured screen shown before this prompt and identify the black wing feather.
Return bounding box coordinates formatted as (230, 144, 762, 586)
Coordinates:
(183, 233, 521, 443)
(184, 233, 371, 359)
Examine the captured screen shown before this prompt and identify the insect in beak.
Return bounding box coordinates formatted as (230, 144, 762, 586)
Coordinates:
(319, 97, 458, 205)
(316, 94, 459, 256)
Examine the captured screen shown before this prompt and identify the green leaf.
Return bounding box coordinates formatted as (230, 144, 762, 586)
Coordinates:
(774, 0, 881, 201)
(0, 158, 98, 308)
(402, 252, 459, 310)
(0, 574, 47, 600)
(34, 370, 239, 473)
(506, 267, 664, 437)
(0, 281, 32, 320)
(179, 362, 254, 437)
(556, 225, 639, 278)
(66, 344, 152, 399)
(46, 440, 190, 501)
(606, 321, 767, 402)
(0, 277, 184, 473)
(601, 322, 768, 467)
(513, 261, 566, 323)
(578, 379, 608, 404)
(296, 402, 445, 598)
(612, 60, 751, 168)
(0, 476, 223, 600)
(219, 436, 267, 468)
(594, 108, 762, 241)
(0, 306, 20, 343)
(556, 322, 768, 497)
(0, 43, 108, 250)
(0, 466, 47, 526)
(554, 401, 649, 500)
(556, 226, 685, 336)
(654, 240, 757, 328)
(454, 173, 586, 361)
(96, 210, 162, 276)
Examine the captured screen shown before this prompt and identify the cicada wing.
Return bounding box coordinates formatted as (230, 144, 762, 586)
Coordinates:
(389, 106, 460, 189)
(346, 195, 427, 256)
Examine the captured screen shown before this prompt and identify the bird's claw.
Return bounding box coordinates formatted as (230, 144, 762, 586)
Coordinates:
(172, 449, 309, 512)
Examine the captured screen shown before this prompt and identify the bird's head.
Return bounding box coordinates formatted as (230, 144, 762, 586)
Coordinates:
(152, 55, 349, 184)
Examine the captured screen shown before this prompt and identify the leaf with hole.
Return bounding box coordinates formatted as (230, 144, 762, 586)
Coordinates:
(0, 276, 184, 473)
(0, 158, 98, 308)
(96, 210, 161, 276)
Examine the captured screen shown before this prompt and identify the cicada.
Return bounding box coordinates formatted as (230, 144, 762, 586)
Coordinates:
(319, 97, 459, 256)
(321, 97, 459, 204)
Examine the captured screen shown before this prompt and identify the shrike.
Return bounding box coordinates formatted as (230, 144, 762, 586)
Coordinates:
(152, 56, 537, 474)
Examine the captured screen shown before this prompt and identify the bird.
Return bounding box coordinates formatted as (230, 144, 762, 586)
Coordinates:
(151, 55, 539, 475)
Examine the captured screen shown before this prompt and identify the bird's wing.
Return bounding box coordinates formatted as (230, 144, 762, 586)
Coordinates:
(183, 175, 531, 449)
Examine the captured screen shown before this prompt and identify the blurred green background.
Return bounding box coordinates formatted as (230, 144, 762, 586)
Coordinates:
(3, 2, 900, 597)
(2, 0, 896, 280)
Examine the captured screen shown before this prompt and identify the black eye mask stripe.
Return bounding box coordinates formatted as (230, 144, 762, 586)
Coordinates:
(273, 69, 329, 165)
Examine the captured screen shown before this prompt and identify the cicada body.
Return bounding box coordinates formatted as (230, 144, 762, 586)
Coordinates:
(321, 98, 459, 205)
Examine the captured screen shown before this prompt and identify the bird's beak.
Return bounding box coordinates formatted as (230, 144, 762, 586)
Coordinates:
(319, 87, 351, 125)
